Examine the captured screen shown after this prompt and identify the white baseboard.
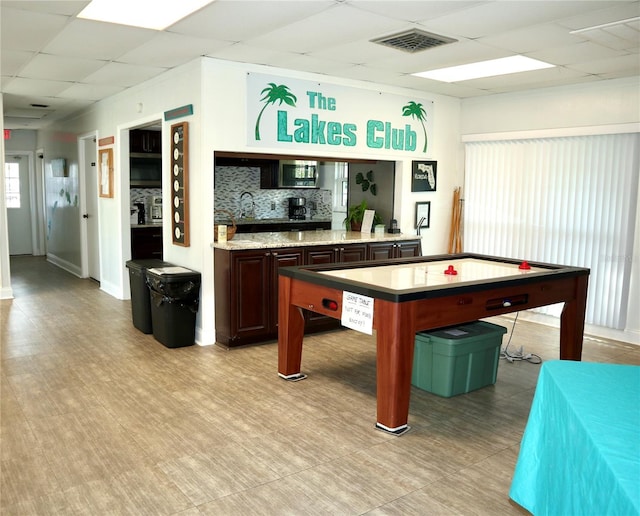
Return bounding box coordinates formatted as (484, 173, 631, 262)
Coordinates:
(0, 286, 14, 299)
(46, 254, 82, 277)
(196, 326, 216, 346)
(501, 311, 640, 346)
(100, 279, 122, 300)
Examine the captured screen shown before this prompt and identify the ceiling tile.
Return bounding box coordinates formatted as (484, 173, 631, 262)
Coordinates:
(204, 43, 300, 67)
(568, 53, 640, 74)
(82, 62, 169, 87)
(117, 32, 232, 68)
(0, 7, 70, 52)
(3, 77, 73, 97)
(42, 19, 157, 60)
(1, 50, 35, 76)
(19, 54, 107, 82)
(349, 1, 488, 23)
(57, 83, 126, 101)
(169, 0, 335, 41)
(0, 1, 89, 16)
(556, 2, 640, 31)
(530, 40, 628, 65)
(478, 23, 586, 54)
(422, 1, 625, 39)
(243, 4, 407, 54)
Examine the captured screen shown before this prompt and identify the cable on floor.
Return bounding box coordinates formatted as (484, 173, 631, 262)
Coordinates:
(500, 312, 542, 365)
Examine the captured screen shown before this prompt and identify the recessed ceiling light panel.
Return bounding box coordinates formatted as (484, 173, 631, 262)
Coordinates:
(78, 0, 214, 30)
(413, 56, 555, 83)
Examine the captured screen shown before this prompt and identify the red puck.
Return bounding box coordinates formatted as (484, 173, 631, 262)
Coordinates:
(444, 265, 458, 275)
(519, 260, 531, 270)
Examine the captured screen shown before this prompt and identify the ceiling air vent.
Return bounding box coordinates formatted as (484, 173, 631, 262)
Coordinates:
(372, 29, 457, 53)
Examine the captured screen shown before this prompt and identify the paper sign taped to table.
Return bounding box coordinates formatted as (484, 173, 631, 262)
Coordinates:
(341, 291, 373, 335)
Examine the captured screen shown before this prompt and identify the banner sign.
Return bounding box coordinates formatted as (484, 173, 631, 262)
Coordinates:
(247, 73, 433, 156)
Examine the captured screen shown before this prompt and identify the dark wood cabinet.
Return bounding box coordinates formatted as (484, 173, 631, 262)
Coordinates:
(214, 239, 420, 347)
(303, 244, 367, 331)
(130, 129, 161, 154)
(131, 226, 163, 259)
(367, 240, 421, 260)
(214, 247, 303, 347)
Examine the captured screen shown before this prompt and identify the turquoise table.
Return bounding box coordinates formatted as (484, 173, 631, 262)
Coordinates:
(510, 360, 640, 515)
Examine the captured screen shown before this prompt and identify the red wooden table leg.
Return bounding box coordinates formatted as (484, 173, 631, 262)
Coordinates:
(278, 276, 306, 380)
(560, 275, 588, 361)
(374, 299, 416, 434)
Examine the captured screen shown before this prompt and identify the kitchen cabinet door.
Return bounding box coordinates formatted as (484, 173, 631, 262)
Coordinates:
(131, 226, 163, 259)
(396, 240, 422, 258)
(367, 240, 422, 260)
(270, 248, 304, 334)
(231, 250, 271, 343)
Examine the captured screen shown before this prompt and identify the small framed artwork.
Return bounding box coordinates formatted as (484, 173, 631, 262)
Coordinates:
(411, 160, 437, 192)
(415, 201, 431, 229)
(98, 148, 113, 198)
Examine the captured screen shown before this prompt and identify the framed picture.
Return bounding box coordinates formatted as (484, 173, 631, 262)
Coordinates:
(411, 160, 437, 192)
(415, 201, 431, 229)
(98, 148, 113, 198)
(51, 158, 68, 177)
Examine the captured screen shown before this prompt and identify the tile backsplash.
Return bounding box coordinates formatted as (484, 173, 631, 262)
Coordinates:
(214, 166, 332, 221)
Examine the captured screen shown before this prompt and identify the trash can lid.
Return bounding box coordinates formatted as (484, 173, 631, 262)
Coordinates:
(126, 259, 173, 271)
(146, 266, 201, 283)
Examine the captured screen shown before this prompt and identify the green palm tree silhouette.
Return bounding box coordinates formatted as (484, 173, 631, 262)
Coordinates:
(402, 101, 428, 153)
(255, 83, 297, 141)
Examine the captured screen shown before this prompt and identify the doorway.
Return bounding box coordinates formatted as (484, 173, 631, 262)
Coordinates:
(4, 152, 35, 255)
(79, 133, 100, 281)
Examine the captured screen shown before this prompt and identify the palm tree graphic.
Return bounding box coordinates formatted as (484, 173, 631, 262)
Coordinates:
(255, 83, 297, 141)
(402, 101, 428, 153)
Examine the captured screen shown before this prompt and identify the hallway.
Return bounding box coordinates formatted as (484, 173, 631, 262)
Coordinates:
(1, 256, 639, 515)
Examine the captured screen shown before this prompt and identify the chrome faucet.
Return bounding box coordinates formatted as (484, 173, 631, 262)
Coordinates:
(240, 191, 255, 219)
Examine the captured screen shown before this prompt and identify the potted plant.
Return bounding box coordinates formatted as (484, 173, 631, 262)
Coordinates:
(344, 199, 382, 231)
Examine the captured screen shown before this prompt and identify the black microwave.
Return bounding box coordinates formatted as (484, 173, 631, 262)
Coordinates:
(279, 160, 318, 188)
(130, 154, 162, 187)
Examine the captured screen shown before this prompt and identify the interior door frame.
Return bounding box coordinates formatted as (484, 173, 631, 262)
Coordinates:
(5, 151, 38, 255)
(78, 131, 100, 279)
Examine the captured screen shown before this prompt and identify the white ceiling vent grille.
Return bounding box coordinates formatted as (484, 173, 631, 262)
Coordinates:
(372, 29, 457, 53)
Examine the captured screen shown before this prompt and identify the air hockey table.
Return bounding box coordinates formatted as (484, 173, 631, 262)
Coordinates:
(277, 253, 590, 435)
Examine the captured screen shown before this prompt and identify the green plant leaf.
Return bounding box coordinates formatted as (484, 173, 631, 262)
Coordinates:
(367, 170, 374, 181)
(355, 172, 364, 184)
(370, 183, 378, 196)
(361, 180, 370, 191)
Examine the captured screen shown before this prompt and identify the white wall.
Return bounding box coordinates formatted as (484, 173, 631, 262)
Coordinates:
(0, 94, 12, 299)
(461, 77, 640, 340)
(202, 58, 464, 257)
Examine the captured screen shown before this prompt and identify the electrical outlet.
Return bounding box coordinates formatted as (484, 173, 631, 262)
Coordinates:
(271, 201, 275, 210)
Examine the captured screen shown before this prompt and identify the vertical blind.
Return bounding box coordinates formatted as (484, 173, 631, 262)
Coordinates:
(464, 133, 639, 329)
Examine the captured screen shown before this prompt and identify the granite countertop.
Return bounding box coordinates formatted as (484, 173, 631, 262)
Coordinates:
(212, 230, 420, 250)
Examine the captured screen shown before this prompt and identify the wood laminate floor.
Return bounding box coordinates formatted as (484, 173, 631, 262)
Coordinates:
(1, 256, 638, 515)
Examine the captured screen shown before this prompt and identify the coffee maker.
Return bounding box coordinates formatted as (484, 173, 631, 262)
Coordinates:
(288, 197, 306, 220)
(134, 201, 146, 225)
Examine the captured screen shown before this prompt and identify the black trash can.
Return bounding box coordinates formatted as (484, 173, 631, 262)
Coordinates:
(126, 259, 172, 334)
(145, 266, 201, 348)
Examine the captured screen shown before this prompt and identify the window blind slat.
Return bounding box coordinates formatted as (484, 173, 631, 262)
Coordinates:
(464, 133, 639, 329)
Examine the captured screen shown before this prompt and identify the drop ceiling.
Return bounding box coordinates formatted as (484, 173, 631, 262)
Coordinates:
(1, 0, 639, 130)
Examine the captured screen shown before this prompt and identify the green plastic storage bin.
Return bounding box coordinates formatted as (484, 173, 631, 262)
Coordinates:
(412, 321, 507, 397)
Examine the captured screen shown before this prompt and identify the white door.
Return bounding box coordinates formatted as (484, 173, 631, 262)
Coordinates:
(5, 154, 33, 255)
(84, 138, 100, 281)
